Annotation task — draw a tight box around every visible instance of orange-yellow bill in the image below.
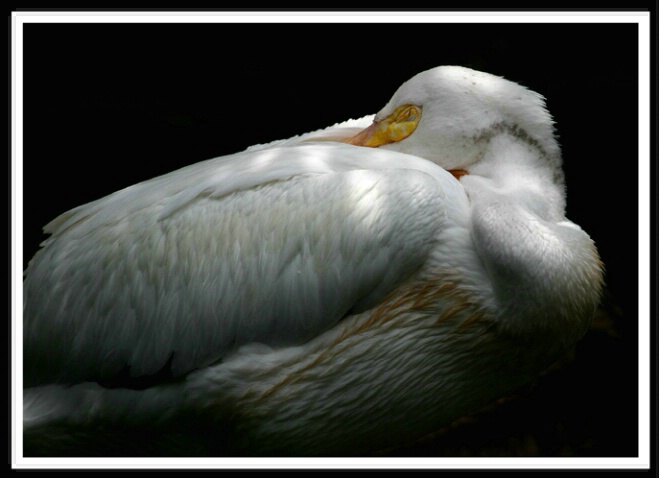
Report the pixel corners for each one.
[346,105,422,148]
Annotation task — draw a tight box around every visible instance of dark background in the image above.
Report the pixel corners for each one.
[21,22,641,457]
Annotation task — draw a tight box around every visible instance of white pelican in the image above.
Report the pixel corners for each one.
[23,66,604,457]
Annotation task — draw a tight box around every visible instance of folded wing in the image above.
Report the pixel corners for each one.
[24,143,459,386]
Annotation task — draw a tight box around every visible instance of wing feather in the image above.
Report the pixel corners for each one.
[24,143,459,386]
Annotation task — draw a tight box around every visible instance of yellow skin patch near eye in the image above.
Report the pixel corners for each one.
[346,105,422,148]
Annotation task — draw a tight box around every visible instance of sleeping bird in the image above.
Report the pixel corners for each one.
[23,66,604,456]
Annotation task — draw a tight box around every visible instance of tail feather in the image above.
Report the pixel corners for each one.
[22,383,221,457]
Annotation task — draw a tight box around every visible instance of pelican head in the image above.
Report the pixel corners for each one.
[348,66,563,190]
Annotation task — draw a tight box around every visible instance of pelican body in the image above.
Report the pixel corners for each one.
[23,66,603,456]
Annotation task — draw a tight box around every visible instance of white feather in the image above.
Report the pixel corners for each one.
[24,144,459,384]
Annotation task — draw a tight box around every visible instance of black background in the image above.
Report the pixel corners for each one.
[21,22,641,457]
